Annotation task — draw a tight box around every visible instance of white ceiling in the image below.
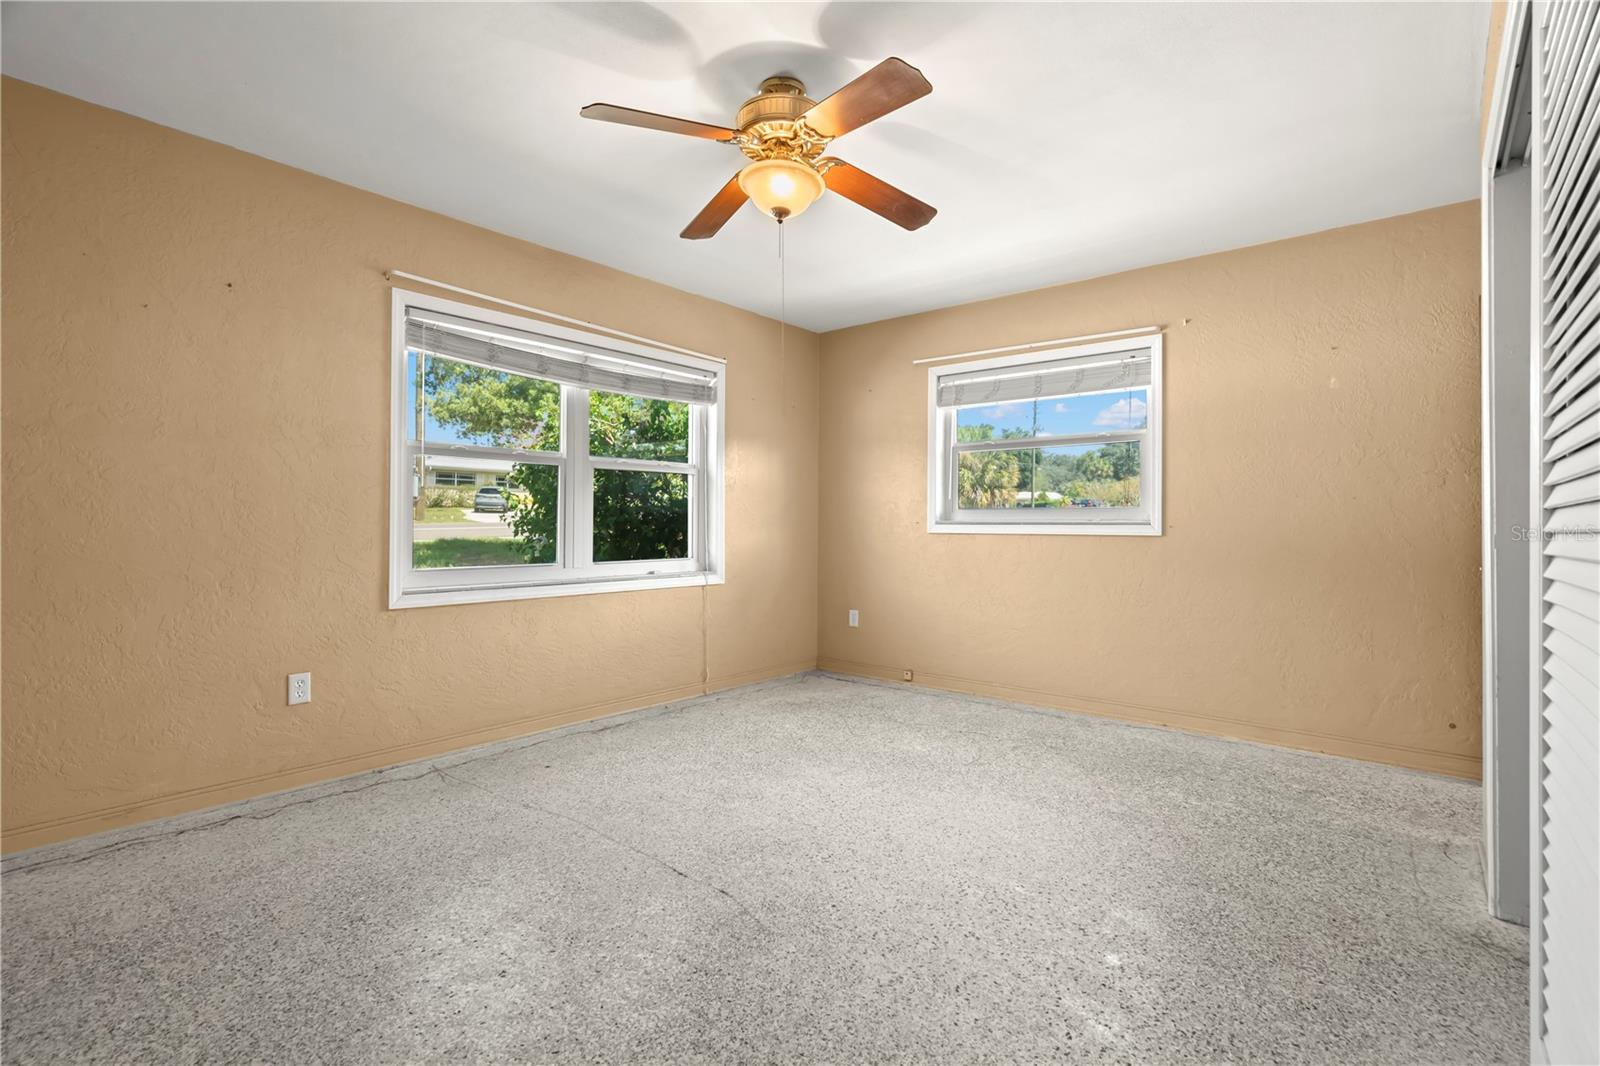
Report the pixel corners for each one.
[2,2,1489,332]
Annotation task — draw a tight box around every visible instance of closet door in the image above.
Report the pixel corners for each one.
[1531,2,1600,1062]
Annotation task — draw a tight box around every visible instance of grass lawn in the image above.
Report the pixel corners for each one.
[412,538,527,568]
[418,507,471,524]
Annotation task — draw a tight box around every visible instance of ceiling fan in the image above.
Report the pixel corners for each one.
[580,58,937,239]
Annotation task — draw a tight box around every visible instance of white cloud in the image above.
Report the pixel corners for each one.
[1093,396,1147,427]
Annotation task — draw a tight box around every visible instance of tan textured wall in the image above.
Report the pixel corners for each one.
[0,80,820,851]
[817,203,1483,778]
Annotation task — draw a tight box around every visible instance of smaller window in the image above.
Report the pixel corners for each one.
[927,336,1162,536]
[432,470,477,487]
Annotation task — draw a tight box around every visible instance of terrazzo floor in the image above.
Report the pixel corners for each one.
[1,672,1526,1064]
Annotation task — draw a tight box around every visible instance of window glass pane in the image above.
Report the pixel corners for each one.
[407,350,561,452]
[589,391,689,462]
[411,462,557,569]
[956,388,1149,442]
[593,469,689,562]
[958,443,1141,510]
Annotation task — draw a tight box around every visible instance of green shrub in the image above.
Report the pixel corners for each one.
[424,487,475,508]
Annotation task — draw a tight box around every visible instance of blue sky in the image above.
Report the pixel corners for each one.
[956,388,1149,439]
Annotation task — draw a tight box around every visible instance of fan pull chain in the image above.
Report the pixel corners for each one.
[778,220,787,395]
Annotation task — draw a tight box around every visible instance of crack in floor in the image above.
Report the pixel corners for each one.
[2,767,452,876]
[431,764,773,934]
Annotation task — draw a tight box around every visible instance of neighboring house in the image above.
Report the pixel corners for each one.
[423,456,512,489]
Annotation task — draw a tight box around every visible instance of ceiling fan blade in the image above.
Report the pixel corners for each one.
[579,103,738,142]
[822,161,936,231]
[681,175,749,239]
[800,58,932,139]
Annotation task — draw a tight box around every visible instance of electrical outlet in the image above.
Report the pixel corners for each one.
[288,672,312,705]
[848,609,859,628]
[902,669,913,682]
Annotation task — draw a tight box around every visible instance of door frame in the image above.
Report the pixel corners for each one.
[1480,0,1534,932]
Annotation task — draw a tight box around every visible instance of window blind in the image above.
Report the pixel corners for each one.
[935,347,1151,408]
[1533,3,1600,1063]
[405,309,718,405]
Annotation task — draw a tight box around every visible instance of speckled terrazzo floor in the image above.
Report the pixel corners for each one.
[2,672,1526,1064]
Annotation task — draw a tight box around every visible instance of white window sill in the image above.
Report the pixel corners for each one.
[390,570,724,609]
[928,521,1162,537]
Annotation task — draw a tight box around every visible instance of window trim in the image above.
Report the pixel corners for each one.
[925,334,1163,537]
[389,288,725,608]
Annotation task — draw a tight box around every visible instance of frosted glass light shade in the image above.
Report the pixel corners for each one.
[737,159,825,221]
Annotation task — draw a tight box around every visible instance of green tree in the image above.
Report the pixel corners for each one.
[586,392,689,560]
[589,392,688,462]
[505,464,559,564]
[1105,441,1140,481]
[956,424,1020,508]
[592,468,687,561]
[1078,452,1114,481]
[422,363,690,563]
[424,362,560,451]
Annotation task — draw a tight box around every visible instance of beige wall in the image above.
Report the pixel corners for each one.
[817,202,1483,778]
[0,80,820,851]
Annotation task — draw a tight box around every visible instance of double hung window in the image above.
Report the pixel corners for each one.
[927,336,1162,535]
[390,290,724,607]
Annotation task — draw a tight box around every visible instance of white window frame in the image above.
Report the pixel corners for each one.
[926,335,1163,536]
[389,289,725,609]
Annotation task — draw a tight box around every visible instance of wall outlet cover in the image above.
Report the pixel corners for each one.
[848,609,859,628]
[288,672,312,705]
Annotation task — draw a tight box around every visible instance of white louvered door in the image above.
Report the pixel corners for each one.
[1532,2,1600,1062]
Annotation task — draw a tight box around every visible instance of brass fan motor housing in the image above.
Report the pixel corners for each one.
[735,77,815,128]
[733,77,831,166]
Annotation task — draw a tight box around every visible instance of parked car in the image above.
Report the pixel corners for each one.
[473,486,508,513]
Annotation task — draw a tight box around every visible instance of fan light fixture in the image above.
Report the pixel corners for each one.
[737,158,825,221]
[580,59,936,238]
